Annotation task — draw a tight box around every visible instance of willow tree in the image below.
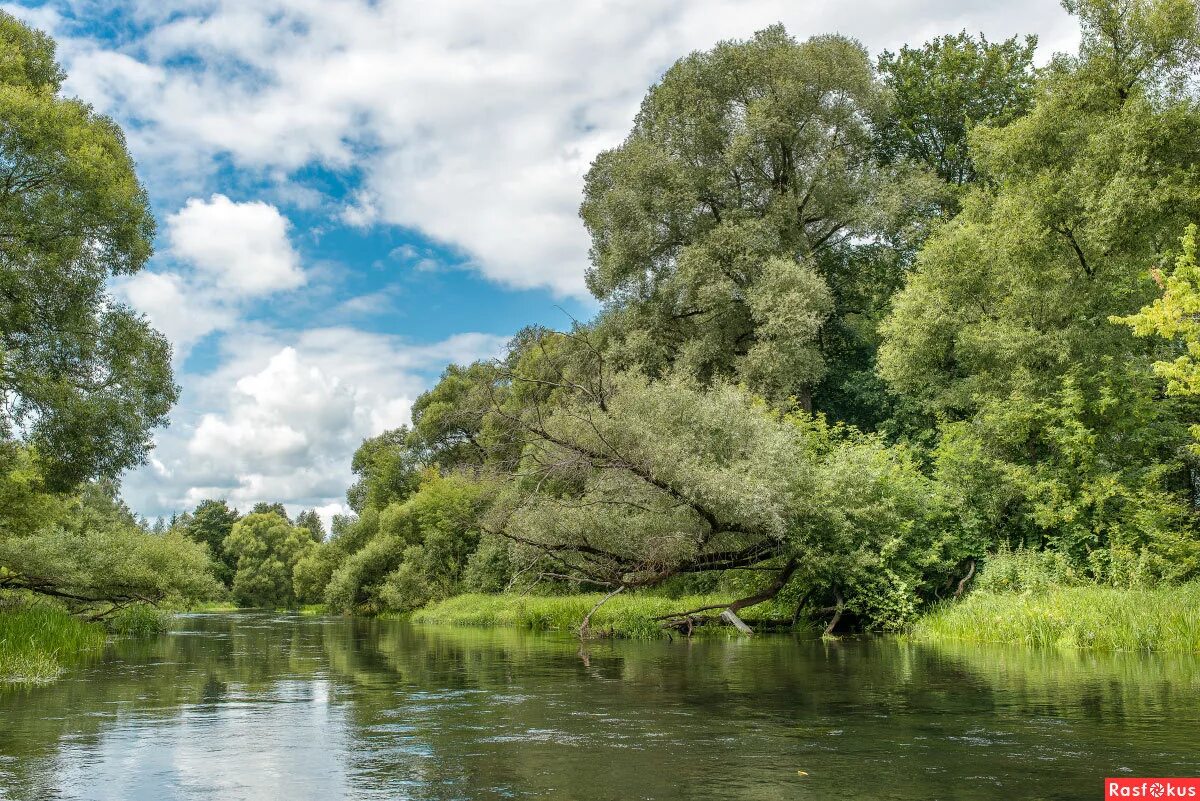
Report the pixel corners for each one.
[0,12,175,492]
[478,329,955,633]
[580,26,893,414]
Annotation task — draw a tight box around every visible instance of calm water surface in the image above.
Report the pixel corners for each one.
[1,612,1197,800]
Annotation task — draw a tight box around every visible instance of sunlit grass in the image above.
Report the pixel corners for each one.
[911,583,1200,652]
[0,599,108,684]
[106,604,174,637]
[411,592,791,638]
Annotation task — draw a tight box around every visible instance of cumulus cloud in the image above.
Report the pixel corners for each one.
[167,194,305,295]
[120,328,508,518]
[39,0,1077,298]
[112,270,235,356]
[111,193,305,361]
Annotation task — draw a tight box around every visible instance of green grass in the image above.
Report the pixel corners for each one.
[0,600,108,684]
[911,583,1200,652]
[182,601,240,612]
[106,604,174,637]
[411,592,791,638]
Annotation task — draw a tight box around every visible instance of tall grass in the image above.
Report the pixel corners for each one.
[912,583,1200,652]
[0,599,108,684]
[411,593,791,638]
[106,604,174,637]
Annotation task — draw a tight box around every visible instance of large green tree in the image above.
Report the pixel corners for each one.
[876,31,1037,187]
[223,512,314,608]
[182,500,240,587]
[879,0,1200,575]
[580,26,890,414]
[0,12,176,491]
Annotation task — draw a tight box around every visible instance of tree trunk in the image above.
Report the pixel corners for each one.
[824,590,844,636]
[579,586,624,639]
[720,609,754,635]
[954,560,976,600]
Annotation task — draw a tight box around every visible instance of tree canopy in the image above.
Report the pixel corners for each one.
[0,10,176,491]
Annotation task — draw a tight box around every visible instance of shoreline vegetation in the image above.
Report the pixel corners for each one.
[911,584,1200,652]
[7,575,1198,686]
[0,598,106,684]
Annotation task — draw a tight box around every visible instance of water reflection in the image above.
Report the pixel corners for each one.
[1,613,1197,800]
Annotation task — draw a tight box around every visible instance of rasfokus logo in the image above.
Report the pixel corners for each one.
[1106,779,1200,798]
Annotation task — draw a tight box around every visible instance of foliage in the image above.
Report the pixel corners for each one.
[580,25,899,414]
[0,483,220,610]
[180,499,240,587]
[876,31,1037,186]
[326,472,488,613]
[292,543,340,605]
[250,502,289,520]
[346,428,421,514]
[408,364,496,469]
[295,509,325,542]
[1116,225,1200,424]
[223,512,314,608]
[878,0,1200,575]
[0,11,175,491]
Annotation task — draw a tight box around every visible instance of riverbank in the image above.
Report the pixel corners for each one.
[0,599,107,684]
[410,592,792,638]
[412,584,1200,652]
[911,583,1200,652]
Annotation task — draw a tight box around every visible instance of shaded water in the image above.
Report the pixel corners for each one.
[1,612,1198,800]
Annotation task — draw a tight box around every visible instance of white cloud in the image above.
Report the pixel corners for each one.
[112,270,235,355]
[121,327,508,517]
[167,194,305,296]
[339,190,379,229]
[36,0,1077,298]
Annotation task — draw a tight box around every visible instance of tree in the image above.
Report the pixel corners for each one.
[182,500,240,586]
[346,428,420,514]
[580,26,890,413]
[295,509,325,543]
[223,512,314,608]
[326,471,488,613]
[0,481,220,614]
[878,0,1200,574]
[1116,225,1200,399]
[877,31,1037,186]
[408,363,496,468]
[250,502,289,521]
[475,329,952,631]
[0,12,176,490]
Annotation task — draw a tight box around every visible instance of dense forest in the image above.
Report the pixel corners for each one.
[4,0,1200,641]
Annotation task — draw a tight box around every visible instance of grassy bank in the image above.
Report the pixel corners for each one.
[411,592,791,638]
[912,584,1200,652]
[0,600,108,684]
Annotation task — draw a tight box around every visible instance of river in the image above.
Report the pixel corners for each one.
[0,611,1197,800]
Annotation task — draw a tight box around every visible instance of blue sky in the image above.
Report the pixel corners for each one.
[5,0,1078,524]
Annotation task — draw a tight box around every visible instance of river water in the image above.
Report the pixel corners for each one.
[1,612,1197,800]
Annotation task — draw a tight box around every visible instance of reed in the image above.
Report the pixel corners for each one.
[911,583,1200,652]
[0,598,108,684]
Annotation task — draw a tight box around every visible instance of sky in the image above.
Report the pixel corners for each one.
[6,0,1079,527]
